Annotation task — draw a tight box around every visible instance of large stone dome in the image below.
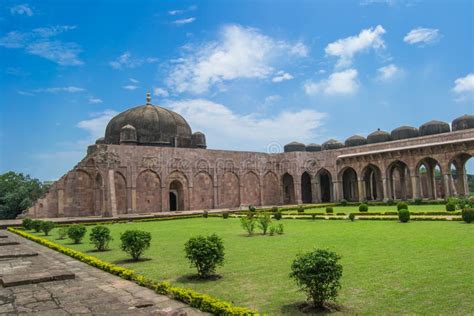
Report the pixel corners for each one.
[306,143,322,152]
[452,114,474,131]
[367,129,391,144]
[419,120,450,136]
[391,126,419,140]
[322,139,344,150]
[104,93,204,148]
[284,141,306,152]
[345,135,367,147]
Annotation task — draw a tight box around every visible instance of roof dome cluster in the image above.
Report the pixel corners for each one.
[283,114,473,152]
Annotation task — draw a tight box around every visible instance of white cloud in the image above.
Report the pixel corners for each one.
[88,97,103,104]
[123,85,138,90]
[33,86,85,93]
[0,26,82,65]
[109,51,158,69]
[166,24,308,94]
[172,17,196,25]
[272,71,294,83]
[153,87,169,97]
[76,110,118,141]
[129,78,139,84]
[404,27,440,45]
[325,25,386,68]
[264,95,281,104]
[10,4,33,16]
[167,99,327,151]
[168,10,184,15]
[377,64,400,81]
[452,73,474,101]
[304,69,359,95]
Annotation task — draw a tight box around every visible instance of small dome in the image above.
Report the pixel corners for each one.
[95,137,105,144]
[192,132,207,149]
[120,124,137,144]
[322,139,344,150]
[391,126,419,140]
[284,141,306,152]
[345,135,367,147]
[419,120,450,136]
[452,114,474,131]
[306,143,322,152]
[367,129,391,144]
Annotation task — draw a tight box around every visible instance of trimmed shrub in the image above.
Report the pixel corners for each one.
[222,211,229,219]
[359,204,369,212]
[90,225,113,251]
[445,202,456,212]
[31,220,43,233]
[397,202,408,211]
[240,217,256,236]
[469,196,474,207]
[273,211,282,221]
[461,208,474,223]
[67,225,87,244]
[398,209,410,223]
[40,221,55,236]
[340,199,348,206]
[248,205,256,212]
[184,234,225,278]
[312,214,316,220]
[120,230,152,261]
[203,210,209,218]
[349,213,355,221]
[289,249,343,308]
[22,218,33,230]
[276,223,284,235]
[257,213,272,235]
[269,225,277,236]
[414,198,423,205]
[386,199,394,206]
[297,205,304,214]
[326,207,334,214]
[57,227,68,240]
[271,206,279,213]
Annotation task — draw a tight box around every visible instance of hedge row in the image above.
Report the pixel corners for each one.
[7,228,256,315]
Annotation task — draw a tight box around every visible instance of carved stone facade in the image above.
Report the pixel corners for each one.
[27,128,474,218]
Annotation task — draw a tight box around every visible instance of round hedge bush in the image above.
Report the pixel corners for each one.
[397,202,408,211]
[40,221,55,236]
[67,224,87,244]
[273,211,282,221]
[445,202,456,212]
[462,208,474,223]
[358,204,368,212]
[326,207,334,214]
[349,213,355,221]
[398,209,410,223]
[184,234,225,278]
[120,230,152,261]
[89,225,113,251]
[340,199,348,206]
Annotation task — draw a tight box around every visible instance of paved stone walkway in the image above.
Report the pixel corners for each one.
[0,231,208,315]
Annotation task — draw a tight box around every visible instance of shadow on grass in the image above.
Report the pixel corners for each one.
[85,248,113,253]
[113,257,152,264]
[281,301,344,315]
[175,274,222,284]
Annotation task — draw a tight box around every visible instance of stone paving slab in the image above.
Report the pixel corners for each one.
[0,231,209,315]
[1,271,75,287]
[0,241,19,246]
[0,251,38,259]
[0,236,7,239]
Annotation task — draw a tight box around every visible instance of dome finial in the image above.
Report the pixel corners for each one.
[146,91,151,105]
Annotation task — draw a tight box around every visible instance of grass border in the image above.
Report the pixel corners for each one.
[7,227,257,316]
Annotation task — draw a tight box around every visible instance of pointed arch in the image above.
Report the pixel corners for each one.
[114,171,127,214]
[263,171,280,205]
[361,164,383,201]
[218,171,240,208]
[316,168,332,202]
[282,173,295,204]
[136,169,162,213]
[192,171,214,210]
[301,172,313,203]
[339,167,359,202]
[242,171,260,206]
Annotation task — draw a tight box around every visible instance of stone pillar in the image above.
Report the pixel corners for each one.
[358,179,365,202]
[161,183,169,212]
[187,184,192,211]
[239,183,245,208]
[294,179,302,204]
[108,169,117,217]
[382,177,389,201]
[259,174,264,206]
[57,189,64,217]
[312,176,320,203]
[458,169,469,196]
[411,176,420,199]
[443,173,451,198]
[429,167,437,200]
[333,180,340,202]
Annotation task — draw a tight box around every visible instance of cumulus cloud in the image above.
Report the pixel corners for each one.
[167,99,326,151]
[272,71,294,83]
[77,110,118,141]
[172,17,196,25]
[153,87,169,97]
[452,73,474,101]
[304,69,359,95]
[166,24,308,94]
[0,25,82,65]
[88,97,103,104]
[325,25,386,69]
[404,27,441,45]
[10,4,33,16]
[109,51,158,69]
[377,64,401,81]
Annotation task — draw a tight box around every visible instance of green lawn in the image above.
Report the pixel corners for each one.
[41,217,473,315]
[286,204,448,214]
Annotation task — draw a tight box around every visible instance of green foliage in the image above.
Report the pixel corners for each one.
[340,199,348,206]
[349,213,355,221]
[0,172,49,219]
[312,214,316,220]
[359,204,369,212]
[289,249,343,308]
[386,199,395,206]
[184,234,225,278]
[240,217,256,235]
[269,225,276,236]
[120,230,152,261]
[271,206,279,213]
[469,196,474,206]
[297,205,304,214]
[257,213,272,234]
[397,202,408,211]
[57,227,68,240]
[398,209,410,223]
[22,218,33,230]
[31,220,43,233]
[90,225,113,251]
[276,223,284,235]
[222,211,229,219]
[67,224,87,244]
[445,202,456,212]
[40,221,55,236]
[248,205,256,212]
[203,210,209,218]
[414,198,423,205]
[273,211,282,220]
[461,208,474,223]
[326,207,334,214]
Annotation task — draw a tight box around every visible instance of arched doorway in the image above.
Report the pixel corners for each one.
[317,169,332,202]
[301,172,312,203]
[341,167,359,202]
[136,170,161,213]
[362,164,383,201]
[169,180,184,211]
[417,158,444,200]
[282,173,295,204]
[387,160,412,200]
[448,153,472,197]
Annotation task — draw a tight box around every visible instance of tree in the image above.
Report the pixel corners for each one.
[89,226,113,251]
[120,230,151,261]
[184,234,225,278]
[0,172,49,219]
[290,249,343,309]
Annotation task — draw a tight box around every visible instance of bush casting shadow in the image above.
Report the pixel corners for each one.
[113,257,152,264]
[281,301,343,315]
[176,274,222,284]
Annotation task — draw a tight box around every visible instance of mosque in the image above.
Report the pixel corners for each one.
[26,93,474,218]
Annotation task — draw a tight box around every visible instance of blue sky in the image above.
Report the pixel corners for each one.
[0,0,473,181]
